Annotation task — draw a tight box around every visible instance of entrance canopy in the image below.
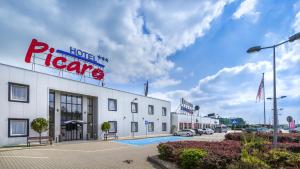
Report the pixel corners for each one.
[64,120,87,124]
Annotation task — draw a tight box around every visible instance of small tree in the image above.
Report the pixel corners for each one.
[101,122,110,134]
[31,118,48,144]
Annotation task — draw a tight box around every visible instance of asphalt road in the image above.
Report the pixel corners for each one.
[0,133,226,169]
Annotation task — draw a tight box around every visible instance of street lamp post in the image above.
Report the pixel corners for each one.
[247,32,300,147]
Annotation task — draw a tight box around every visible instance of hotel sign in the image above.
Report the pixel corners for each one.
[180,98,193,114]
[24,39,107,80]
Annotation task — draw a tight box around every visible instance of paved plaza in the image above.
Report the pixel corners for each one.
[0,133,225,169]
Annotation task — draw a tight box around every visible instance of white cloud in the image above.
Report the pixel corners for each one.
[293,11,300,32]
[150,4,300,124]
[151,76,181,88]
[0,0,232,85]
[152,56,300,123]
[175,67,183,72]
[233,0,259,22]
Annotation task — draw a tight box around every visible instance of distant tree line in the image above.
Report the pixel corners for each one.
[219,117,246,129]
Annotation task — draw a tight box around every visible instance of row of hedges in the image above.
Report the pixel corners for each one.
[158,140,241,169]
[225,132,300,143]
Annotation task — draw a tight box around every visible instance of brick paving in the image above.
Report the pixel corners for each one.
[0,133,225,169]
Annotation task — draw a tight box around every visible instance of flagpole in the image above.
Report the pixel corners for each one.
[263,73,266,125]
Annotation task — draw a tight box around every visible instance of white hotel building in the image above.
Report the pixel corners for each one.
[0,63,171,146]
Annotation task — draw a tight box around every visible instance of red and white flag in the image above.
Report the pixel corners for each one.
[256,75,264,102]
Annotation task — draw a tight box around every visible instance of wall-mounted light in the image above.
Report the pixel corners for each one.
[157,118,159,121]
[142,117,144,120]
[56,109,60,112]
[123,116,126,120]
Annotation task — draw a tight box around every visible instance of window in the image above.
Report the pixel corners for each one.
[108,121,117,133]
[162,107,167,116]
[8,82,29,103]
[8,118,29,137]
[162,122,167,131]
[148,122,154,132]
[49,91,55,139]
[148,105,154,115]
[131,122,138,132]
[131,102,138,113]
[108,99,117,111]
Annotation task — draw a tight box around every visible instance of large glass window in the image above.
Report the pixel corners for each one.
[162,107,167,116]
[108,121,117,133]
[148,105,154,115]
[60,94,82,123]
[131,122,138,132]
[8,118,29,137]
[108,99,117,111]
[162,122,167,131]
[148,122,154,132]
[131,102,138,113]
[9,82,29,103]
[87,98,94,139]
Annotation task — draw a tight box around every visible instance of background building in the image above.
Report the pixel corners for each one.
[170,99,219,132]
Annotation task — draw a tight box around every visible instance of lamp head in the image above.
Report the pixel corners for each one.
[247,46,262,53]
[288,32,300,42]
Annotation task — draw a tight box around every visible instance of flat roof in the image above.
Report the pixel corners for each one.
[0,62,170,103]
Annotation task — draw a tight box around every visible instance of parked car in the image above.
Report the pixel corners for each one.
[279,128,289,133]
[215,125,228,133]
[192,129,203,136]
[202,128,214,135]
[257,127,272,134]
[173,129,195,137]
[290,127,300,133]
[244,127,258,133]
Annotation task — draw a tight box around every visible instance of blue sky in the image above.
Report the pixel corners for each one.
[0,0,300,124]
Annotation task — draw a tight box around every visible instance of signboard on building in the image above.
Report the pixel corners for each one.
[24,39,108,81]
[180,98,193,114]
[207,113,215,117]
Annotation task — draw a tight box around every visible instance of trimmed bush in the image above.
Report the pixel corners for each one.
[158,140,241,169]
[264,149,300,169]
[180,148,207,169]
[225,132,300,143]
[101,122,110,134]
[31,118,48,144]
[158,143,178,161]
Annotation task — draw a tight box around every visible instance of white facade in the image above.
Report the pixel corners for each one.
[0,63,171,146]
[171,112,219,131]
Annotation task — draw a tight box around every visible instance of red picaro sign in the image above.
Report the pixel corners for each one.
[25,39,105,80]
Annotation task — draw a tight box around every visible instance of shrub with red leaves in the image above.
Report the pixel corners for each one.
[158,140,241,169]
[225,132,300,143]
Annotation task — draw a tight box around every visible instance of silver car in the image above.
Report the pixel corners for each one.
[290,127,300,133]
[202,128,214,135]
[173,129,195,137]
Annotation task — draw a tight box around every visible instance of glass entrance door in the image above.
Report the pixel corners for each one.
[62,123,83,141]
[60,93,83,141]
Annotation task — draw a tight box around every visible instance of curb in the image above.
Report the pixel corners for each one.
[147,155,178,169]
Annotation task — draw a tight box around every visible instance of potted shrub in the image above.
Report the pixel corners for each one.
[101,122,110,135]
[31,117,48,144]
